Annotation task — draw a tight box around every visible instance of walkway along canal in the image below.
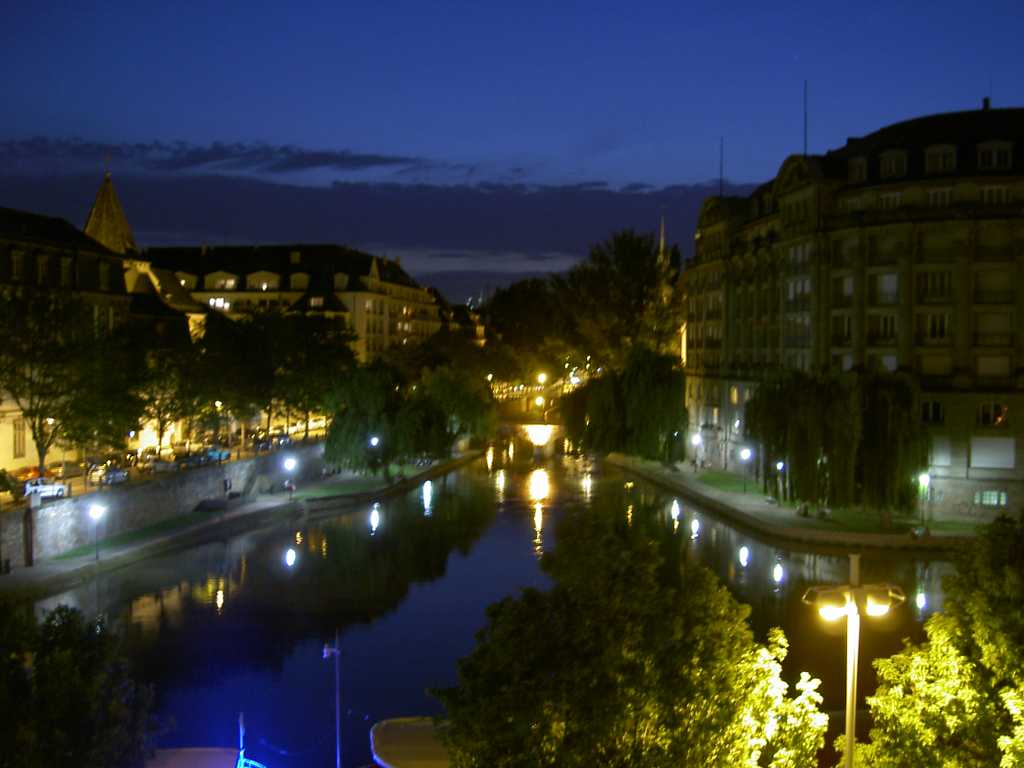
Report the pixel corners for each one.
[34,444,954,767]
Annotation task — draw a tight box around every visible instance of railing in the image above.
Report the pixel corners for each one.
[866,333,897,346]
[974,290,1016,304]
[914,333,951,346]
[973,332,1014,347]
[871,290,900,305]
[915,291,952,304]
[831,334,853,347]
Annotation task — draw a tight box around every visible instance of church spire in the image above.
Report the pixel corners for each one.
[84,172,137,254]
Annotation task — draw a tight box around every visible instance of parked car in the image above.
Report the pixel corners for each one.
[204,445,231,463]
[13,466,44,483]
[175,452,209,470]
[88,462,129,485]
[24,476,66,498]
[47,460,85,479]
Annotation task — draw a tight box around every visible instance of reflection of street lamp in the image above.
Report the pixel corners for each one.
[284,547,297,567]
[739,447,752,492]
[323,630,342,768]
[803,554,905,768]
[917,472,931,526]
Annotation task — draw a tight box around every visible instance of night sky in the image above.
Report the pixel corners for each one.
[3,1,1022,298]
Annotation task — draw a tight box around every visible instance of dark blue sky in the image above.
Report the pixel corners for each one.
[2,1,1022,297]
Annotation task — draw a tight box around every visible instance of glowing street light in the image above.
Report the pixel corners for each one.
[534,395,545,408]
[536,372,547,385]
[88,504,106,563]
[369,435,380,448]
[918,472,932,526]
[690,433,702,447]
[739,447,752,493]
[803,554,905,768]
[283,456,298,499]
[776,460,785,472]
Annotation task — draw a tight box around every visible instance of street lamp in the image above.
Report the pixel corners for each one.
[88,504,106,563]
[323,630,342,768]
[739,447,752,492]
[803,554,905,768]
[536,372,547,385]
[368,435,380,448]
[283,456,298,499]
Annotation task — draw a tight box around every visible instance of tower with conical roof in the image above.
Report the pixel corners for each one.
[84,172,137,254]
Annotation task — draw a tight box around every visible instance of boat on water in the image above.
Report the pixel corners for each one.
[146,715,268,768]
[370,717,450,768]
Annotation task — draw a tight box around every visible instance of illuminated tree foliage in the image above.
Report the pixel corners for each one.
[746,371,925,513]
[435,505,827,767]
[845,518,1024,767]
[562,348,685,461]
[0,604,152,768]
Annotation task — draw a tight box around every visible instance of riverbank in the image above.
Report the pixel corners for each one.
[606,454,975,552]
[0,451,482,603]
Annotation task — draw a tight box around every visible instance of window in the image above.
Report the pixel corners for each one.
[880,192,902,210]
[212,277,236,290]
[310,296,324,308]
[927,188,953,207]
[974,490,1008,507]
[13,419,25,459]
[60,257,72,288]
[981,186,1007,205]
[11,252,24,281]
[848,158,867,183]
[99,262,110,291]
[872,273,899,304]
[729,386,739,405]
[916,270,951,300]
[879,151,907,179]
[977,402,1009,427]
[926,146,956,173]
[916,312,949,341]
[37,254,49,285]
[290,250,301,264]
[978,142,1013,170]
[921,401,945,424]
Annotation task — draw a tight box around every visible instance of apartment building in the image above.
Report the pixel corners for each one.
[682,102,1024,514]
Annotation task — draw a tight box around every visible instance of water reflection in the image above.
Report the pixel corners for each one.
[31,456,954,767]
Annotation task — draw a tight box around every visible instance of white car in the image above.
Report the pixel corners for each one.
[24,477,66,499]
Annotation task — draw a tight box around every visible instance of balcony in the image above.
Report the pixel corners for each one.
[831,334,853,347]
[914,333,951,347]
[973,332,1014,347]
[866,333,897,346]
[871,290,900,306]
[974,290,1016,305]
[915,291,952,305]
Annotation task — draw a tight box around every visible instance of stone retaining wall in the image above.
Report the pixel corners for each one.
[0,444,324,569]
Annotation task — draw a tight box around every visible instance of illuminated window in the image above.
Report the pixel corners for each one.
[729,386,739,405]
[974,490,1008,507]
[13,419,25,458]
[310,296,324,308]
[977,402,1009,427]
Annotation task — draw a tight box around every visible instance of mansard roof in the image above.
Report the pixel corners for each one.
[146,243,421,289]
[0,206,117,254]
[84,173,137,254]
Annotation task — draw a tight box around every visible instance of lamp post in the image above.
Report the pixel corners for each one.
[739,447,752,493]
[803,554,905,768]
[690,433,702,469]
[323,630,342,768]
[283,456,298,500]
[88,504,106,563]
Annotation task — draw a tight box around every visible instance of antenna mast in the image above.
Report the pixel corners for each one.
[803,80,808,156]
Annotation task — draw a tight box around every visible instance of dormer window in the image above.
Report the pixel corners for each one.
[848,157,867,183]
[925,145,956,173]
[879,150,907,179]
[978,141,1013,171]
[310,296,324,308]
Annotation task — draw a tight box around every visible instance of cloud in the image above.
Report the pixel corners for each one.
[0,137,426,177]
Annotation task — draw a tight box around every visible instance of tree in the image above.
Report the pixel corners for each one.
[324,362,406,476]
[481,278,570,377]
[0,292,141,473]
[0,603,152,768]
[848,517,1024,767]
[435,504,826,767]
[554,230,682,370]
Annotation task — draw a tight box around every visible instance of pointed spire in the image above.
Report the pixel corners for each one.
[84,172,137,254]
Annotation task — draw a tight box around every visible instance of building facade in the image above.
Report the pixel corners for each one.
[682,103,1024,516]
[145,244,444,361]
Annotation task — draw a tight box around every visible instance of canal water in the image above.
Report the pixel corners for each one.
[36,446,953,767]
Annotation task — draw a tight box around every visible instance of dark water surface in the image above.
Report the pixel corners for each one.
[36,447,952,767]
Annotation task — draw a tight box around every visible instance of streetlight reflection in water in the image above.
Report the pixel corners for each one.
[370,503,381,535]
[422,481,433,516]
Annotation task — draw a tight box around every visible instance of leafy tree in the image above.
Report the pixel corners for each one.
[324,362,405,476]
[848,517,1024,767]
[0,603,152,768]
[134,347,201,453]
[0,292,141,473]
[435,504,826,767]
[418,366,495,450]
[554,230,682,370]
[480,278,570,377]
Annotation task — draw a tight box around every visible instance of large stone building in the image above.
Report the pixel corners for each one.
[682,102,1023,515]
[144,244,444,361]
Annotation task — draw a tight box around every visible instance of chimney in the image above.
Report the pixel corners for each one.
[983,97,991,110]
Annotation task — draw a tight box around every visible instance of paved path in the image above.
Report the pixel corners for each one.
[0,452,481,602]
[605,454,973,552]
